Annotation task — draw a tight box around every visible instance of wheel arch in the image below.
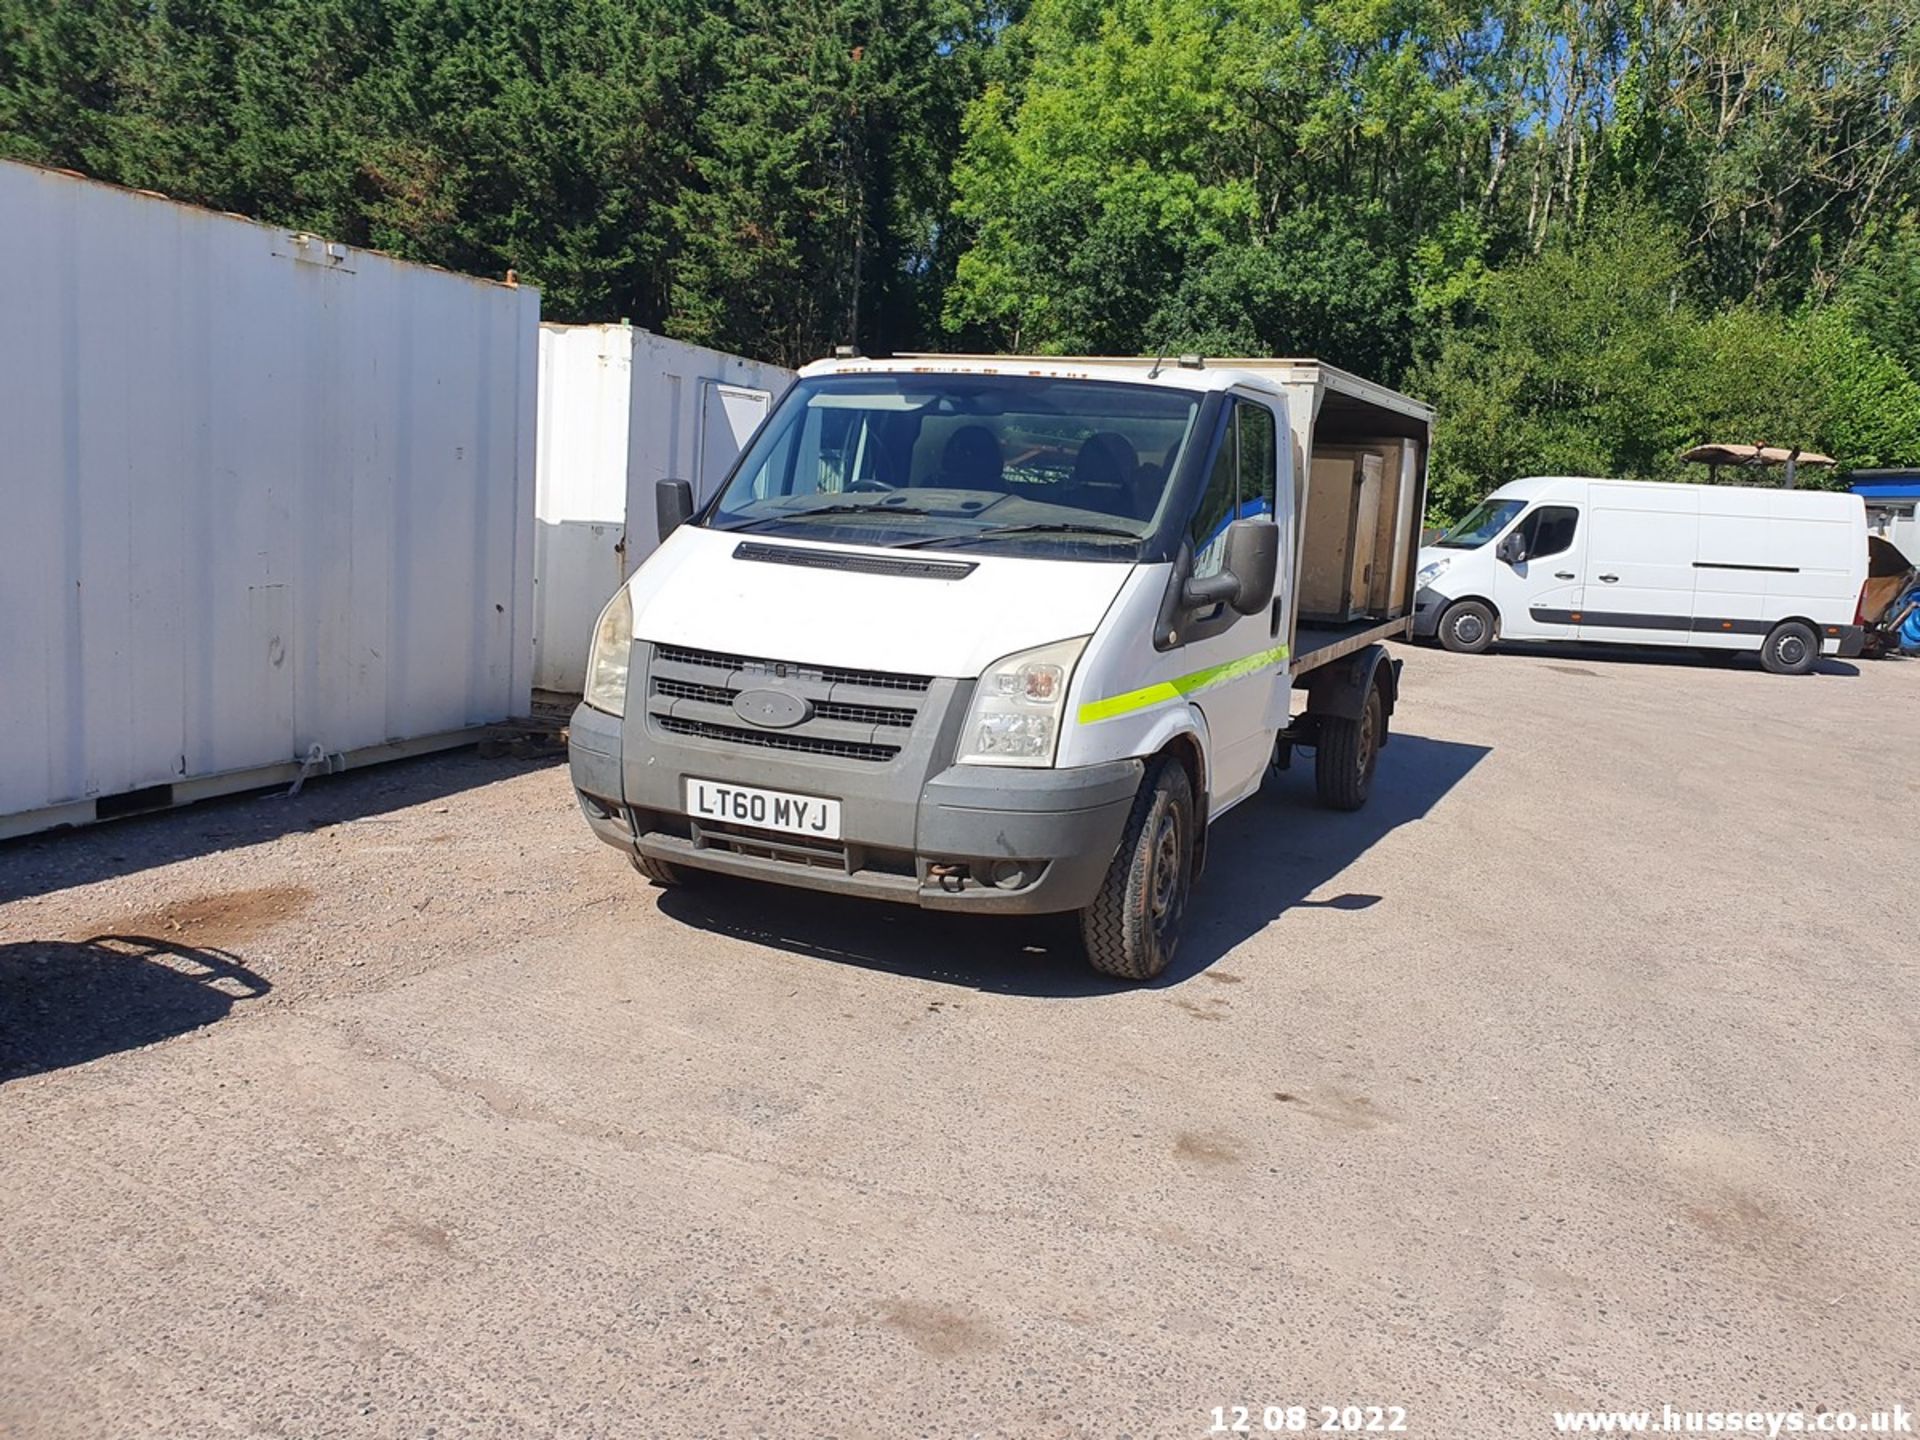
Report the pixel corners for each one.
[1443,593,1500,629]
[1302,643,1400,728]
[1154,728,1209,880]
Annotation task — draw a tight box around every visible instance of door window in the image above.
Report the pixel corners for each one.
[1519,505,1579,560]
[1191,398,1279,578]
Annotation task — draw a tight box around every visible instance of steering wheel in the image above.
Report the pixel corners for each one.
[846,476,897,492]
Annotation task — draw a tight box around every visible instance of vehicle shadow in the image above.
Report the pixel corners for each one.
[0,935,271,1082]
[654,732,1491,996]
[1473,640,1861,678]
[0,749,564,906]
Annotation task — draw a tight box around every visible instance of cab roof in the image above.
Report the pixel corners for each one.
[796,352,1433,425]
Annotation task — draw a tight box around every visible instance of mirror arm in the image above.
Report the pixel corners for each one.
[1182,572,1239,610]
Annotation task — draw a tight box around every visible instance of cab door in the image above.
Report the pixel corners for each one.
[1176,394,1286,809]
[1493,503,1585,640]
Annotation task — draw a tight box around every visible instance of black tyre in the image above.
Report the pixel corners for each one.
[1437,599,1497,654]
[1080,758,1194,982]
[1759,620,1819,676]
[1314,682,1385,811]
[631,851,698,887]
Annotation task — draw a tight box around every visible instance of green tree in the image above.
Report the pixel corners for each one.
[944,0,1490,371]
[666,0,999,364]
[1833,220,1920,381]
[1415,206,1699,513]
[1416,209,1920,519]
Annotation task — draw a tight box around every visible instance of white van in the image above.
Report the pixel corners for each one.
[568,354,1432,980]
[1412,477,1868,673]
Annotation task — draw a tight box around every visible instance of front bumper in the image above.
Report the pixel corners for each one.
[1411,586,1446,638]
[569,700,1141,915]
[1405,587,1443,641]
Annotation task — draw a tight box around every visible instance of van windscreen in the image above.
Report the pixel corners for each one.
[1435,498,1526,549]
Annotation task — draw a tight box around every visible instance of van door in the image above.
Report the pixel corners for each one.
[1692,489,1777,648]
[1178,393,1285,809]
[1493,502,1586,640]
[1576,485,1701,646]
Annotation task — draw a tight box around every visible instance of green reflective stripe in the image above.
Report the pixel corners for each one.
[1077,644,1291,725]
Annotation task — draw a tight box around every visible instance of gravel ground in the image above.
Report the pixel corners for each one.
[1,642,1916,1439]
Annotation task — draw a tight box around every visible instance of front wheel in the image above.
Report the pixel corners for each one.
[1759,620,1820,676]
[1315,683,1384,811]
[1437,599,1497,654]
[1080,758,1194,982]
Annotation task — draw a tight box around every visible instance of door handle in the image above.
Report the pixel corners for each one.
[1598,573,1619,583]
[1554,571,1575,580]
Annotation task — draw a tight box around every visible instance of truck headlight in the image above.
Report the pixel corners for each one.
[955,636,1088,768]
[584,586,633,717]
[1416,557,1450,588]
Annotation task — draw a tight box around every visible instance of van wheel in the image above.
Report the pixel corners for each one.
[1437,599,1496,654]
[631,852,698,887]
[1760,621,1820,676]
[1080,758,1193,982]
[1315,682,1384,811]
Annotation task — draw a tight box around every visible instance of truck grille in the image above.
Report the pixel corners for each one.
[645,645,933,764]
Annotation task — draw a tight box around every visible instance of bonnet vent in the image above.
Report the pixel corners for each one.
[731,542,977,581]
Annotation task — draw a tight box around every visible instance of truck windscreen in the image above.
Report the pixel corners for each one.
[705,373,1202,559]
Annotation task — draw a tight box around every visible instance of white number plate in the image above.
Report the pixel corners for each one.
[684,778,842,840]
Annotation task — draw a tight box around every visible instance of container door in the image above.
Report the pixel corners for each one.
[1576,487,1701,645]
[696,382,773,503]
[1493,503,1585,639]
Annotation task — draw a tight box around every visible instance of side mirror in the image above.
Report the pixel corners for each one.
[1182,519,1280,617]
[656,478,695,542]
[1496,532,1527,565]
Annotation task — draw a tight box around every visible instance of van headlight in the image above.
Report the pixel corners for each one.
[1416,557,1450,588]
[955,636,1088,768]
[584,586,633,717]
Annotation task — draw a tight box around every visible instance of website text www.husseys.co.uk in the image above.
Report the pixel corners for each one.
[1552,1405,1911,1435]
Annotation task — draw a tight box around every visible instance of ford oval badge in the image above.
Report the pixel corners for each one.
[733,687,812,729]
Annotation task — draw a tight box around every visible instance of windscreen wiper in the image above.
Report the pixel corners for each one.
[727,503,937,531]
[892,521,1142,550]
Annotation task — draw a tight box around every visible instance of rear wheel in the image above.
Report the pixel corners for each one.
[631,852,698,887]
[1080,758,1194,982]
[1315,682,1385,811]
[1437,599,1497,654]
[1759,620,1819,676]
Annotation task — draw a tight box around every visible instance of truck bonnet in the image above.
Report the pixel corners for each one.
[622,523,1135,680]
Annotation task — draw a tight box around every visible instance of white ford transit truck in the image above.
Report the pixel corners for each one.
[568,354,1432,980]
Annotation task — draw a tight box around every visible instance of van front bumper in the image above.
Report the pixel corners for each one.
[568,700,1141,915]
[1412,587,1446,638]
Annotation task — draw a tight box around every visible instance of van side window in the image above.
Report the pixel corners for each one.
[1520,504,1579,560]
[1190,398,1279,578]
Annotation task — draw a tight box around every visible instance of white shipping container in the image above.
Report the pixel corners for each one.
[0,160,540,836]
[533,323,790,691]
